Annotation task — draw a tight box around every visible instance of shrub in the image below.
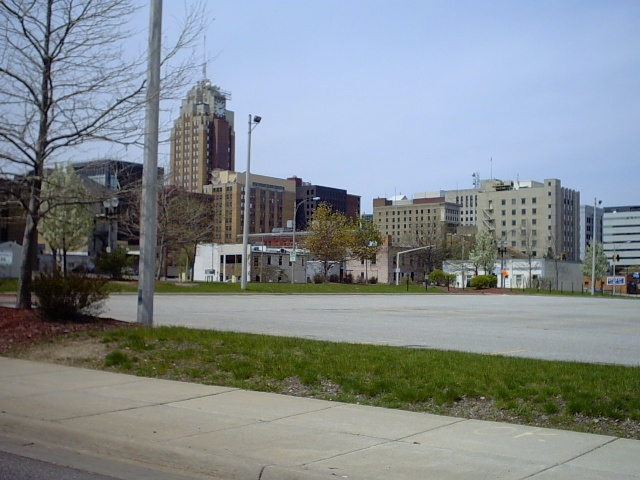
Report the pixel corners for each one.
[343,273,353,284]
[313,273,325,284]
[369,276,378,284]
[329,274,340,283]
[470,274,498,289]
[95,248,133,280]
[429,269,446,286]
[33,270,110,320]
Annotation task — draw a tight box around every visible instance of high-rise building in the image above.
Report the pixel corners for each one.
[602,206,640,270]
[169,80,235,192]
[477,178,580,261]
[288,176,361,230]
[203,170,296,243]
[580,203,603,261]
[372,195,460,247]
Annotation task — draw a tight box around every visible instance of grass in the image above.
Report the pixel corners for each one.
[69,280,443,295]
[74,325,640,438]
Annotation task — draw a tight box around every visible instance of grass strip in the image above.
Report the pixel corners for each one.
[92,325,640,437]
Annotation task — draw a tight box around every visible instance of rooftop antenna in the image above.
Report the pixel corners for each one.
[490,157,493,179]
[202,35,207,80]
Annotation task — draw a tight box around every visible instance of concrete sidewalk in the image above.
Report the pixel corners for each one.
[1,357,639,479]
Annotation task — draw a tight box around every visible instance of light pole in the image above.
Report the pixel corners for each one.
[241,115,261,290]
[590,198,601,296]
[291,197,320,284]
[497,241,508,288]
[102,197,119,253]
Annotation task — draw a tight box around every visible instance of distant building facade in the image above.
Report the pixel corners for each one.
[372,195,459,247]
[289,176,361,230]
[169,80,235,192]
[580,203,603,261]
[477,178,580,261]
[202,170,296,243]
[602,206,640,270]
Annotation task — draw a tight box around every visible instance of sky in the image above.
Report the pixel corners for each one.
[152,0,639,213]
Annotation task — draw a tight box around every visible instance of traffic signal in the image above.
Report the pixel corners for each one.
[613,254,620,262]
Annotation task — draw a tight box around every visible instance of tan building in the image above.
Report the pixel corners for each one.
[169,80,235,193]
[202,170,296,243]
[372,195,459,247]
[478,178,580,261]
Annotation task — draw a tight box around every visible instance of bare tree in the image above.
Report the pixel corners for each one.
[0,0,206,307]
[122,184,215,280]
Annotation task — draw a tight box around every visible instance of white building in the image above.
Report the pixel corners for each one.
[443,258,584,291]
[193,243,248,283]
[602,206,640,271]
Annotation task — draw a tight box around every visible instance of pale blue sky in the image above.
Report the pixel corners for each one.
[157,0,639,212]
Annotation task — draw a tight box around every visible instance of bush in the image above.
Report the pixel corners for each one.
[429,269,446,286]
[329,274,340,283]
[95,248,133,280]
[369,276,378,285]
[469,274,498,289]
[343,273,353,284]
[33,270,110,320]
[313,273,325,284]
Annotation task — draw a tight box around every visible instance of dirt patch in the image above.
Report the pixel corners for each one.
[0,305,129,357]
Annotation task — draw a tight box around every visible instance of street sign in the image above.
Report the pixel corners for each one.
[633,272,640,280]
[606,276,625,286]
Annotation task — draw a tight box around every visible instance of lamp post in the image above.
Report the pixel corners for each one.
[291,196,320,284]
[497,241,508,288]
[102,197,119,253]
[590,198,601,296]
[241,115,262,290]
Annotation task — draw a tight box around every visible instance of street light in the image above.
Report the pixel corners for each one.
[241,114,261,290]
[291,196,320,284]
[102,197,119,253]
[497,240,508,288]
[590,198,601,296]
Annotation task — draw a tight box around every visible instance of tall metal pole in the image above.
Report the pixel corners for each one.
[241,115,252,290]
[590,197,598,296]
[137,0,162,326]
[291,200,298,285]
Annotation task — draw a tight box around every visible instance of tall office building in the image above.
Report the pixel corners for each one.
[602,206,640,270]
[288,176,361,230]
[477,178,580,261]
[202,170,296,243]
[169,80,235,192]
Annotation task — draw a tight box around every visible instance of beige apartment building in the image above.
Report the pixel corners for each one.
[202,170,296,243]
[372,195,460,247]
[477,178,580,261]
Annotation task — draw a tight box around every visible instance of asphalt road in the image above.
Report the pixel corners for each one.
[103,294,640,366]
[0,435,209,480]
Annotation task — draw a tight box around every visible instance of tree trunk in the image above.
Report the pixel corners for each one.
[16,196,39,309]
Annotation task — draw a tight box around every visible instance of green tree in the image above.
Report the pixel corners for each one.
[469,230,497,275]
[304,203,353,280]
[582,241,608,290]
[39,165,94,276]
[350,219,382,280]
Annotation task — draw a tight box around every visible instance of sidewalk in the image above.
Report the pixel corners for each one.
[1,357,639,479]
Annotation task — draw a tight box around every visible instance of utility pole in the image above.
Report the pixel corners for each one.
[137,0,162,326]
